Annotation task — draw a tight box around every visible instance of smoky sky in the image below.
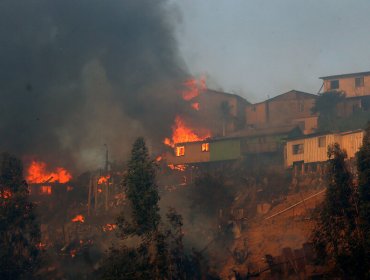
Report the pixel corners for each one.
[0,0,187,171]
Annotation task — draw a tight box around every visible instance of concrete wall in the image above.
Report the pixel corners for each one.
[323,75,370,97]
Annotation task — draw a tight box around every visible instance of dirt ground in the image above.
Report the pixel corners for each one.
[220,188,326,279]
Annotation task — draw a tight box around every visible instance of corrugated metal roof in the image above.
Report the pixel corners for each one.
[319,71,370,80]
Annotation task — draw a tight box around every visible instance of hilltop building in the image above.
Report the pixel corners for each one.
[285,129,363,176]
[245,90,318,135]
[193,89,250,137]
[320,71,370,97]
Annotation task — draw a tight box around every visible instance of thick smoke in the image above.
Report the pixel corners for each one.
[0,0,187,171]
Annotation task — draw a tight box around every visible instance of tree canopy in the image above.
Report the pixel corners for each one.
[0,153,41,280]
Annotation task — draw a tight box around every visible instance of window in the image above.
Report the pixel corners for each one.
[201,143,209,152]
[355,77,364,88]
[298,102,304,112]
[330,80,339,90]
[175,146,185,156]
[318,136,326,148]
[40,185,52,195]
[292,144,304,155]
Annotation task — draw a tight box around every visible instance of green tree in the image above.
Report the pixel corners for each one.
[99,138,205,279]
[312,91,345,132]
[312,144,363,278]
[356,122,370,277]
[0,153,41,280]
[118,137,160,239]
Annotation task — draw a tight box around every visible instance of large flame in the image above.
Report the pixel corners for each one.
[27,161,72,184]
[182,77,206,101]
[164,116,211,147]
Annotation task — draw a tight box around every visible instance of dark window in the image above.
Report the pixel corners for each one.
[330,80,339,89]
[292,144,304,155]
[355,77,364,87]
[299,102,304,112]
[318,136,326,148]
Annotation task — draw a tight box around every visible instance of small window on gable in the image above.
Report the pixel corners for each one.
[175,146,185,157]
[330,80,339,90]
[355,77,364,88]
[292,144,304,155]
[299,102,304,112]
[318,136,326,148]
[201,143,209,152]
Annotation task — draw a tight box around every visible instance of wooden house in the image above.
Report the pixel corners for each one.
[285,130,364,172]
[245,90,318,134]
[194,89,250,136]
[320,71,370,97]
[166,137,242,166]
[166,125,302,167]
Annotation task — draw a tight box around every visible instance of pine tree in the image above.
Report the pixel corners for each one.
[356,122,370,277]
[118,137,160,239]
[312,144,363,277]
[0,153,41,280]
[99,138,208,279]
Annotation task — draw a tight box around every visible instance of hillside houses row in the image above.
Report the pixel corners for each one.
[166,71,370,171]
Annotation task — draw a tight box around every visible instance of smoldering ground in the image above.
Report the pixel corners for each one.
[0,0,187,171]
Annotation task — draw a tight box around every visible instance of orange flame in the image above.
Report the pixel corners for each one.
[71,214,85,223]
[156,156,163,162]
[164,116,211,147]
[191,102,200,111]
[0,189,12,199]
[103,224,117,232]
[40,185,52,195]
[182,77,206,101]
[168,164,187,171]
[98,175,110,185]
[27,161,72,184]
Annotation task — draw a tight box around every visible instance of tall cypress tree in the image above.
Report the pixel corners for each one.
[356,122,370,277]
[118,137,160,238]
[312,144,362,277]
[99,138,206,279]
[0,153,41,280]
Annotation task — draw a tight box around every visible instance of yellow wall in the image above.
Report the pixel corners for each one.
[285,131,364,167]
[323,75,370,97]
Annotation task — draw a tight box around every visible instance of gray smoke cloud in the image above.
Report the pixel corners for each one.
[0,0,187,171]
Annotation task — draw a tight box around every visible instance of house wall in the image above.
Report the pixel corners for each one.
[339,131,363,158]
[241,135,285,154]
[210,139,241,162]
[168,142,210,165]
[286,131,364,167]
[197,90,247,136]
[292,116,318,134]
[323,75,370,97]
[245,91,316,129]
[246,102,267,128]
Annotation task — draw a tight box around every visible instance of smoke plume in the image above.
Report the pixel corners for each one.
[0,0,187,171]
